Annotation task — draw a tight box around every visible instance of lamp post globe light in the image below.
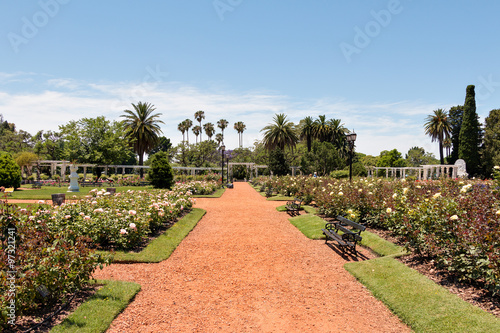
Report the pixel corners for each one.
[346,130,357,182]
[220,143,225,187]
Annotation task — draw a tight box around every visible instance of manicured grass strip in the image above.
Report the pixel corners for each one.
[345,257,500,333]
[50,280,141,333]
[359,231,408,257]
[9,186,150,200]
[193,188,225,198]
[303,205,317,215]
[266,195,293,201]
[289,214,326,239]
[106,208,206,263]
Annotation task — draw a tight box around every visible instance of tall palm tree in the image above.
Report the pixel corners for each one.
[443,137,452,159]
[215,133,223,146]
[194,110,205,141]
[177,122,186,142]
[204,122,215,141]
[299,116,315,152]
[313,115,330,142]
[261,113,299,151]
[327,118,348,148]
[192,125,201,144]
[121,101,164,178]
[217,119,229,139]
[234,121,246,148]
[183,119,193,144]
[424,108,451,164]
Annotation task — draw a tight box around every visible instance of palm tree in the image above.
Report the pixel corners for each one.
[217,119,229,139]
[313,115,330,142]
[299,116,315,152]
[183,119,193,144]
[121,101,164,178]
[194,110,205,141]
[424,108,451,164]
[177,122,186,142]
[328,118,348,148]
[234,121,246,148]
[204,122,215,141]
[215,133,223,146]
[261,113,299,151]
[443,137,452,159]
[192,125,201,144]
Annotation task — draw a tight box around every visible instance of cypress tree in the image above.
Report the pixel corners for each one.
[458,85,481,176]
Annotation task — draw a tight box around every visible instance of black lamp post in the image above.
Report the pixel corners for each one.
[220,143,225,187]
[346,130,357,182]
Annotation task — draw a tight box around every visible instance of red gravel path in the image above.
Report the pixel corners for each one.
[93,182,410,332]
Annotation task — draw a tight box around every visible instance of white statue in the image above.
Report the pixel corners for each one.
[67,164,80,192]
[455,159,468,178]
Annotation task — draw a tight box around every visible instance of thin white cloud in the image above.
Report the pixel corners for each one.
[0,74,444,157]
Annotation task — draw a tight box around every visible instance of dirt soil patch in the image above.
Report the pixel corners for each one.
[93,182,409,332]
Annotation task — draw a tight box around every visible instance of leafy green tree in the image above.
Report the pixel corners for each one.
[0,116,33,155]
[122,102,164,178]
[458,85,482,176]
[59,117,134,166]
[0,151,22,188]
[405,147,438,167]
[299,116,315,152]
[359,153,379,167]
[482,109,500,175]
[424,108,451,164]
[377,149,406,167]
[447,105,463,163]
[148,151,174,189]
[261,113,298,151]
[300,141,344,176]
[14,152,39,177]
[33,130,63,160]
[268,147,289,176]
[149,136,172,156]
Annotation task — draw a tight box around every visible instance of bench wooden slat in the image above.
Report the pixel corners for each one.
[323,216,365,255]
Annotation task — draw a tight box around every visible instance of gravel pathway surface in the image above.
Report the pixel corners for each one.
[93,182,410,332]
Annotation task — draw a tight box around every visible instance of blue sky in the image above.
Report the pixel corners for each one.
[1,1,500,157]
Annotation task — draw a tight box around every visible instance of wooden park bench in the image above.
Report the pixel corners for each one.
[322,216,366,254]
[285,198,302,216]
[32,182,42,189]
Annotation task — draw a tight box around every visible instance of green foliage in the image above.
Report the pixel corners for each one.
[482,109,500,176]
[0,203,110,327]
[148,136,173,156]
[0,151,21,188]
[448,105,463,164]
[377,149,406,167]
[424,108,451,164]
[59,117,134,165]
[261,113,299,151]
[268,147,289,176]
[459,85,482,176]
[300,141,345,176]
[148,152,174,189]
[405,146,438,167]
[330,170,349,179]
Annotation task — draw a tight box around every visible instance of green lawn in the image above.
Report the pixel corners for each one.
[345,257,500,333]
[10,185,148,200]
[103,208,206,263]
[50,280,141,333]
[280,206,499,331]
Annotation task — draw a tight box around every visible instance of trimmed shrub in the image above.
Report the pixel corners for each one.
[148,152,174,189]
[0,152,21,188]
